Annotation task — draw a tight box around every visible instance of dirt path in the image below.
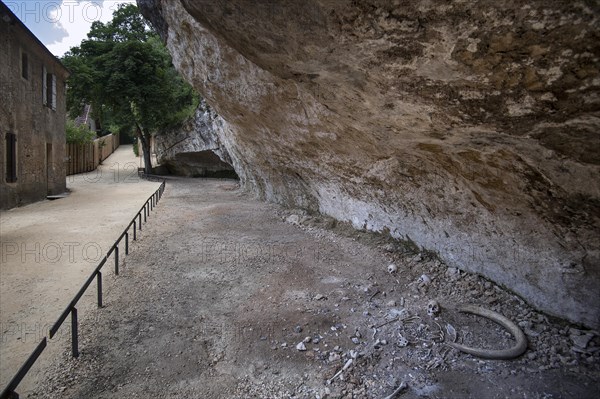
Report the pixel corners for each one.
[25,178,600,398]
[0,145,160,391]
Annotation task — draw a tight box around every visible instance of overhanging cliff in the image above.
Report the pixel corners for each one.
[155,99,237,177]
[138,0,600,328]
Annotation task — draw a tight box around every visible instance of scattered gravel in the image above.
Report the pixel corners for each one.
[28,179,600,399]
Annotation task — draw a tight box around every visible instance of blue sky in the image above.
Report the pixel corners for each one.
[5,1,136,56]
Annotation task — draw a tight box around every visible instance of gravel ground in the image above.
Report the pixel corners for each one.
[28,177,600,399]
[0,145,159,392]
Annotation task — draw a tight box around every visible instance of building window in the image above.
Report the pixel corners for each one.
[42,66,56,110]
[21,52,28,80]
[5,132,17,183]
[42,67,47,106]
[47,72,56,110]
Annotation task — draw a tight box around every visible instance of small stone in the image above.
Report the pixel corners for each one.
[329,352,341,362]
[281,343,287,348]
[351,337,360,345]
[286,214,300,224]
[296,342,307,351]
[303,336,312,343]
[383,243,395,252]
[571,332,595,349]
[314,294,327,301]
[386,300,397,307]
[313,337,321,344]
[294,325,303,333]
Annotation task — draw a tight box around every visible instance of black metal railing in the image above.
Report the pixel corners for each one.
[0,180,166,399]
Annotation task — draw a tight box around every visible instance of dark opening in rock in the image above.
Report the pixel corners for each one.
[164,150,238,179]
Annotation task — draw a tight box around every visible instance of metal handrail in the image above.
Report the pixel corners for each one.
[0,180,166,399]
[0,339,47,399]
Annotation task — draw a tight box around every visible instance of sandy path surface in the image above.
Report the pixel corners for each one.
[25,178,600,399]
[0,145,160,391]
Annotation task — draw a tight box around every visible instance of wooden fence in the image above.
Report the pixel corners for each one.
[66,133,120,176]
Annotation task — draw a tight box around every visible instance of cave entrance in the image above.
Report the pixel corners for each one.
[166,150,238,179]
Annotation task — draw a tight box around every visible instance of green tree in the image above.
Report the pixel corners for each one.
[62,4,196,173]
[65,119,96,144]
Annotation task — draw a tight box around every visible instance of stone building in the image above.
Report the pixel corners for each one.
[0,1,70,209]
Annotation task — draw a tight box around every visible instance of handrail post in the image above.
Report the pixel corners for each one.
[114,245,119,275]
[133,220,137,241]
[71,308,79,358]
[97,272,102,308]
[138,212,142,230]
[125,232,129,255]
[144,204,147,222]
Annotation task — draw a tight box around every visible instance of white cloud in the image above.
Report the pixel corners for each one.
[7,0,137,57]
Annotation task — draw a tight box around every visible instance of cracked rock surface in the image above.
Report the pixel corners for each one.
[137,0,600,328]
[155,99,237,177]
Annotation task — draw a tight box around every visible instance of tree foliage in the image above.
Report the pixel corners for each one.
[65,119,96,144]
[62,4,197,172]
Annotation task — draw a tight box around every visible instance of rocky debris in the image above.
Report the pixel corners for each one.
[296,342,307,351]
[285,214,300,225]
[139,0,600,329]
[264,209,600,396]
[28,183,600,398]
[570,329,599,354]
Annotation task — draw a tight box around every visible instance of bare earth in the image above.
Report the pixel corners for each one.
[0,145,160,392]
[23,177,600,399]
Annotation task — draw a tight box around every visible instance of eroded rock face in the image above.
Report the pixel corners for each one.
[138,0,600,328]
[155,100,237,177]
